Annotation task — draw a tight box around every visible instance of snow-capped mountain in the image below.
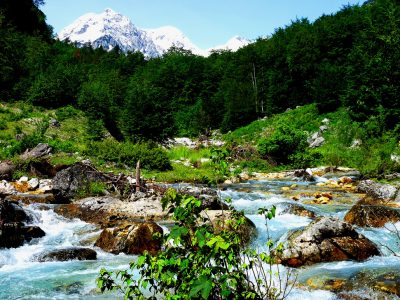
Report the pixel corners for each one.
[58,8,159,57]
[144,26,207,56]
[58,8,250,57]
[209,36,250,53]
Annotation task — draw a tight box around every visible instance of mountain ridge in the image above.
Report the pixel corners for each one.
[58,8,251,57]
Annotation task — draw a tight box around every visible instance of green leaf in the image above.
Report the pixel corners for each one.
[189,275,212,299]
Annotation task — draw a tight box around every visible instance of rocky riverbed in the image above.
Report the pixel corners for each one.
[1,162,400,299]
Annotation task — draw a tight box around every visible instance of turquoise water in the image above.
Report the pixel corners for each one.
[1,178,399,299]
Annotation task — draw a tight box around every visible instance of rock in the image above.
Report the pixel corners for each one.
[277,217,379,267]
[0,198,45,248]
[372,272,400,297]
[177,186,228,210]
[357,180,399,200]
[344,201,400,227]
[39,179,53,192]
[0,180,17,195]
[346,271,400,298]
[55,196,168,227]
[200,210,256,245]
[306,275,346,291]
[309,136,325,148]
[281,204,316,219]
[0,161,15,180]
[37,247,97,262]
[18,176,29,183]
[339,177,353,184]
[20,143,52,160]
[322,118,330,125]
[293,169,315,182]
[49,118,60,128]
[5,193,55,205]
[52,162,110,202]
[28,178,39,190]
[95,222,163,255]
[350,139,362,149]
[319,125,328,132]
[281,187,291,192]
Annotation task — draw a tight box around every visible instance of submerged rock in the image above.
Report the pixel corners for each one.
[281,203,316,219]
[344,201,400,227]
[95,221,163,255]
[37,247,97,262]
[277,217,379,267]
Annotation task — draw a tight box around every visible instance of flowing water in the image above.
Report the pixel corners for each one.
[1,178,399,299]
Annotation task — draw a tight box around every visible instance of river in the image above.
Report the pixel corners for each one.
[1,177,399,299]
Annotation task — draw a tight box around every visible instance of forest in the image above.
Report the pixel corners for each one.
[1,0,399,142]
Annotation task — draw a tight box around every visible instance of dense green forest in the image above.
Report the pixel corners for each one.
[0,0,400,179]
[1,0,399,140]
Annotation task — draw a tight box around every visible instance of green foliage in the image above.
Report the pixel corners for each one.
[258,125,308,165]
[98,189,295,299]
[76,181,108,198]
[55,105,80,122]
[85,139,172,171]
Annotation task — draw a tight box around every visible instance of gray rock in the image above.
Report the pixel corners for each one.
[319,125,328,132]
[322,118,330,125]
[28,178,39,190]
[309,136,325,148]
[357,180,399,200]
[52,162,110,202]
[39,179,53,192]
[0,180,17,195]
[350,139,362,149]
[20,143,52,160]
[37,247,96,262]
[49,118,60,128]
[277,217,379,267]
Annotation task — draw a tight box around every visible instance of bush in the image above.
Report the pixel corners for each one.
[86,139,172,171]
[258,125,308,165]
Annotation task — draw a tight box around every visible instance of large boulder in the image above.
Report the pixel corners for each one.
[357,180,399,200]
[344,201,400,227]
[0,161,15,181]
[55,196,167,227]
[95,221,163,255]
[0,198,45,248]
[52,162,110,202]
[277,217,379,267]
[37,247,97,262]
[200,210,256,245]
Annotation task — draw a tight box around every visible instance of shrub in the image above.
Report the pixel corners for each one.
[86,139,172,171]
[258,125,308,165]
[98,189,296,299]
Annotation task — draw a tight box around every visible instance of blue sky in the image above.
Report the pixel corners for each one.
[42,0,362,49]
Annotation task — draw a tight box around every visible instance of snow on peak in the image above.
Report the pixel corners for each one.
[144,26,207,56]
[209,36,251,53]
[58,9,251,57]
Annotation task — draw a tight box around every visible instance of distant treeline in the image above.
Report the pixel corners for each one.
[0,0,399,141]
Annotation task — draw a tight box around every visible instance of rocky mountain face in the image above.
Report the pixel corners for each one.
[58,8,250,57]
